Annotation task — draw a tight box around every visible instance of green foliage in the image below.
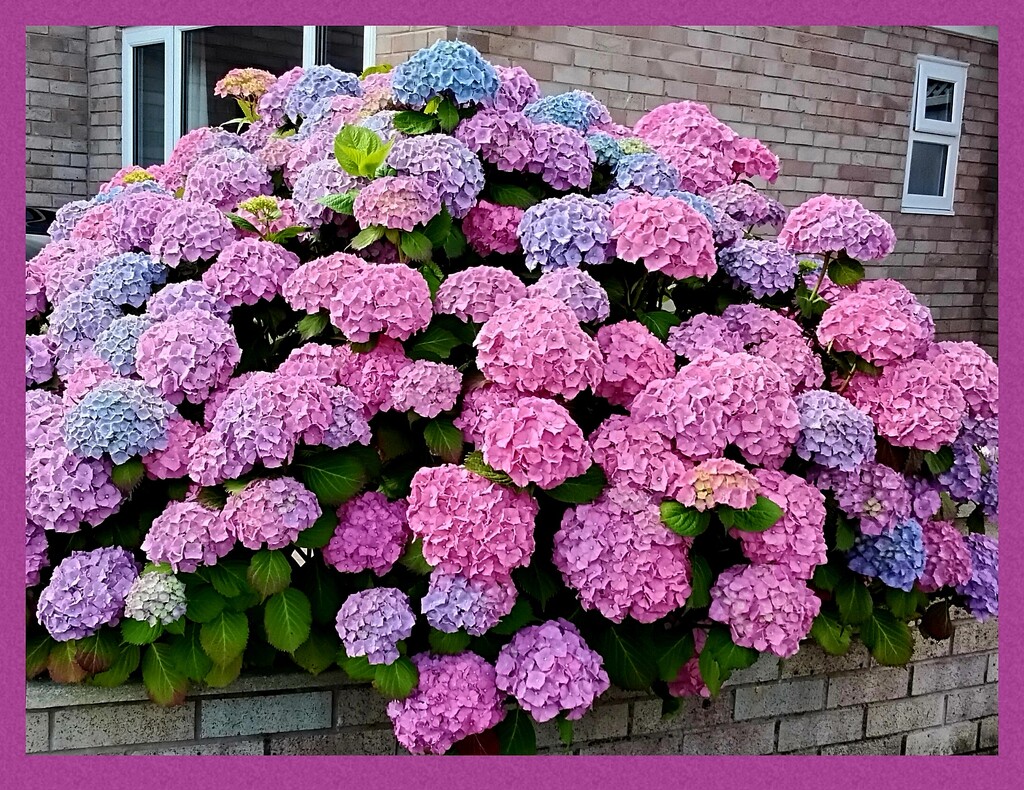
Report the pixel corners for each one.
[861,610,915,666]
[264,588,313,653]
[836,576,874,625]
[225,213,260,234]
[393,110,440,135]
[488,182,540,209]
[185,585,227,623]
[685,555,713,611]
[199,610,249,664]
[26,636,53,679]
[170,625,213,682]
[495,708,537,755]
[491,599,539,635]
[463,450,518,487]
[428,629,472,655]
[121,618,164,645]
[339,652,378,681]
[593,623,658,691]
[142,643,188,706]
[292,630,340,676]
[660,500,711,537]
[294,510,339,549]
[111,458,145,492]
[827,253,865,286]
[349,225,385,250]
[373,657,419,699]
[317,189,360,215]
[654,628,696,683]
[717,496,784,532]
[297,446,381,506]
[697,626,759,695]
[399,538,434,575]
[247,550,292,597]
[436,98,461,133]
[333,125,393,177]
[89,643,141,687]
[545,464,607,503]
[406,325,463,362]
[809,610,852,655]
[400,230,434,262]
[424,418,464,463]
[924,446,955,475]
[637,309,681,341]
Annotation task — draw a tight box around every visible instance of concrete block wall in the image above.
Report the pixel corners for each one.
[26,611,997,756]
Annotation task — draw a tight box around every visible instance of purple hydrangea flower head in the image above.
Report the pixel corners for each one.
[721,304,825,393]
[150,201,239,267]
[256,66,304,126]
[675,457,760,512]
[779,194,896,260]
[613,152,681,195]
[554,485,693,623]
[387,134,485,219]
[495,619,611,722]
[517,194,613,272]
[26,521,49,587]
[794,390,876,471]
[610,193,716,279]
[88,252,167,308]
[523,90,612,133]
[323,492,409,576]
[93,315,152,375]
[202,238,301,307]
[353,175,441,231]
[183,148,273,211]
[590,414,690,496]
[295,94,363,141]
[142,499,234,572]
[276,343,347,387]
[718,239,799,297]
[387,652,505,755]
[435,265,527,323]
[937,434,984,500]
[955,534,998,620]
[848,518,926,592]
[61,356,116,405]
[27,390,66,451]
[323,384,373,449]
[136,309,241,405]
[62,379,173,464]
[709,564,820,658]
[453,381,522,446]
[707,183,787,229]
[26,335,54,386]
[102,187,178,253]
[27,435,122,534]
[407,464,538,578]
[595,320,675,407]
[49,199,94,242]
[47,286,120,377]
[475,296,603,399]
[290,158,363,229]
[36,547,139,641]
[335,337,413,415]
[284,65,362,121]
[527,268,610,324]
[123,571,188,626]
[919,520,973,592]
[908,475,943,522]
[146,280,231,323]
[390,360,464,418]
[391,40,499,108]
[526,123,593,190]
[335,587,415,665]
[455,109,535,172]
[586,132,625,168]
[811,462,912,536]
[163,126,245,191]
[143,413,205,480]
[483,396,592,489]
[980,454,998,518]
[666,314,744,360]
[222,477,321,551]
[282,252,365,315]
[484,64,541,112]
[421,570,517,636]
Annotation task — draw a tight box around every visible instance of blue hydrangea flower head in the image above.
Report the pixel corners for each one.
[47,288,121,377]
[586,132,624,169]
[517,194,614,272]
[794,389,876,471]
[62,378,173,464]
[719,238,800,298]
[523,90,611,133]
[663,189,717,226]
[613,152,680,195]
[89,252,167,309]
[92,315,153,376]
[391,40,499,109]
[284,65,362,121]
[847,519,926,592]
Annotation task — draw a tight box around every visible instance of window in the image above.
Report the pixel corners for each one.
[901,55,968,215]
[121,26,377,167]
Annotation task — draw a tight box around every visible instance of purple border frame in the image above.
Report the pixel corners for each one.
[2,4,1019,787]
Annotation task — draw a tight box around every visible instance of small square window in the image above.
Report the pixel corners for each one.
[907,140,949,197]
[923,79,955,123]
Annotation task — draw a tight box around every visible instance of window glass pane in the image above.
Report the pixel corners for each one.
[133,43,165,167]
[908,141,949,197]
[923,78,955,122]
[321,26,365,73]
[182,26,304,133]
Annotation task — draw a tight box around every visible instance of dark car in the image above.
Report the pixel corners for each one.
[27,206,56,259]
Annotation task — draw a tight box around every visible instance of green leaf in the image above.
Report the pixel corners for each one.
[186,585,226,624]
[299,558,343,625]
[463,450,517,487]
[834,515,857,552]
[491,598,539,636]
[488,182,540,209]
[334,124,385,175]
[48,641,87,683]
[443,226,467,258]
[556,715,574,748]
[398,537,434,575]
[423,208,453,246]
[406,326,461,362]
[317,189,360,214]
[424,418,464,463]
[655,629,696,683]
[360,63,393,78]
[512,565,560,610]
[170,626,214,682]
[292,630,340,676]
[225,213,260,234]
[718,495,784,532]
[392,110,440,135]
[349,225,385,250]
[111,457,145,492]
[697,648,722,696]
[861,610,915,666]
[339,652,378,681]
[811,563,842,592]
[827,254,866,286]
[297,446,380,506]
[199,610,249,664]
[400,229,434,262]
[836,576,874,625]
[660,500,711,538]
[593,624,658,691]
[373,656,419,699]
[27,635,53,679]
[809,610,852,655]
[423,96,442,115]
[265,588,313,653]
[89,643,141,687]
[924,446,955,475]
[121,618,164,646]
[297,311,330,341]
[358,144,393,178]
[428,629,471,655]
[545,463,607,501]
[795,280,828,320]
[855,357,882,376]
[247,551,292,598]
[294,510,338,549]
[76,631,120,673]
[886,588,923,621]
[204,655,243,687]
[142,643,189,706]
[495,708,537,755]
[704,627,758,674]
[437,97,460,132]
[419,260,445,299]
[685,555,713,611]
[638,310,681,341]
[205,561,251,598]
[265,225,309,244]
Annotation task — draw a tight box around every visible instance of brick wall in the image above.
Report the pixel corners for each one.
[26,610,996,756]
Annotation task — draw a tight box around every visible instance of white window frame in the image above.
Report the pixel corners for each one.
[901,55,969,216]
[121,25,377,167]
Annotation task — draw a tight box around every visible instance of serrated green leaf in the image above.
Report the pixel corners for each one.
[655,629,696,683]
[27,635,53,679]
[593,624,658,691]
[423,418,464,463]
[406,326,461,362]
[225,213,260,234]
[199,610,249,664]
[638,309,681,340]
[358,144,392,178]
[398,538,434,575]
[861,610,915,666]
[437,98,460,132]
[186,584,226,624]
[143,562,174,575]
[886,588,922,621]
[142,643,189,705]
[317,190,360,214]
[545,463,607,501]
[399,229,434,262]
[334,125,384,175]
[827,254,865,286]
[121,618,164,646]
[339,652,378,681]
[704,626,758,674]
[76,631,120,673]
[195,486,227,510]
[697,648,722,696]
[924,446,955,475]
[718,495,784,532]
[392,110,440,135]
[463,450,517,486]
[205,561,250,598]
[247,551,292,597]
[428,629,471,655]
[423,208,453,246]
[48,641,87,684]
[292,630,340,676]
[204,655,243,688]
[297,310,331,340]
[512,565,560,610]
[811,563,842,592]
[88,643,141,687]
[491,598,539,636]
[660,500,711,538]
[488,183,540,209]
[795,280,829,320]
[495,708,537,755]
[265,225,309,244]
[349,225,386,250]
[836,576,874,625]
[443,225,467,259]
[809,610,851,655]
[834,515,857,552]
[685,555,713,611]
[170,625,214,682]
[297,558,343,624]
[294,510,338,549]
[419,259,445,299]
[297,447,379,506]
[423,96,442,115]
[224,589,262,613]
[111,457,144,492]
[360,63,393,78]
[265,588,312,653]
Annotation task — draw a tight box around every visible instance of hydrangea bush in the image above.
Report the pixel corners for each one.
[25,43,999,755]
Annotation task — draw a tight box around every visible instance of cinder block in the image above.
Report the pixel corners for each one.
[121,739,265,755]
[911,654,989,695]
[865,694,945,737]
[536,703,628,747]
[821,734,903,755]
[734,678,825,720]
[781,643,869,678]
[199,692,331,738]
[827,666,910,707]
[987,652,998,682]
[682,721,776,755]
[945,684,998,722]
[269,728,396,755]
[580,733,681,755]
[632,691,734,736]
[952,618,998,654]
[334,685,389,728]
[776,707,865,752]
[51,702,195,750]
[978,715,998,749]
[25,711,48,753]
[904,721,979,755]
[723,652,780,686]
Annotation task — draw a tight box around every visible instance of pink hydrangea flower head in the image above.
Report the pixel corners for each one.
[421,570,517,636]
[495,619,610,722]
[434,265,527,324]
[390,360,464,418]
[633,101,738,151]
[141,499,234,573]
[296,95,364,142]
[26,335,54,386]
[150,201,239,267]
[323,492,409,576]
[215,67,276,101]
[68,202,115,243]
[462,201,525,256]
[387,652,506,755]
[729,137,780,181]
[810,462,913,536]
[27,436,122,533]
[387,133,485,219]
[335,587,416,665]
[486,64,541,112]
[590,414,691,495]
[27,390,65,452]
[106,191,179,252]
[675,457,760,512]
[667,313,744,360]
[282,132,334,187]
[718,303,824,393]
[778,194,896,260]
[146,280,231,323]
[526,122,593,191]
[610,193,716,279]
[668,628,710,698]
[483,397,592,489]
[353,175,441,231]
[926,341,998,422]
[334,337,413,415]
[517,194,614,272]
[918,520,973,593]
[201,238,301,307]
[282,252,366,315]
[655,140,741,196]
[164,126,244,188]
[222,477,321,551]
[183,148,273,211]
[256,66,304,126]
[709,564,820,658]
[553,485,693,623]
[707,182,786,229]
[328,263,432,343]
[454,109,535,172]
[43,238,115,308]
[407,464,538,577]
[475,296,603,399]
[290,158,363,228]
[453,380,522,446]
[595,320,676,407]
[359,71,394,116]
[26,521,49,587]
[526,268,610,324]
[276,343,347,387]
